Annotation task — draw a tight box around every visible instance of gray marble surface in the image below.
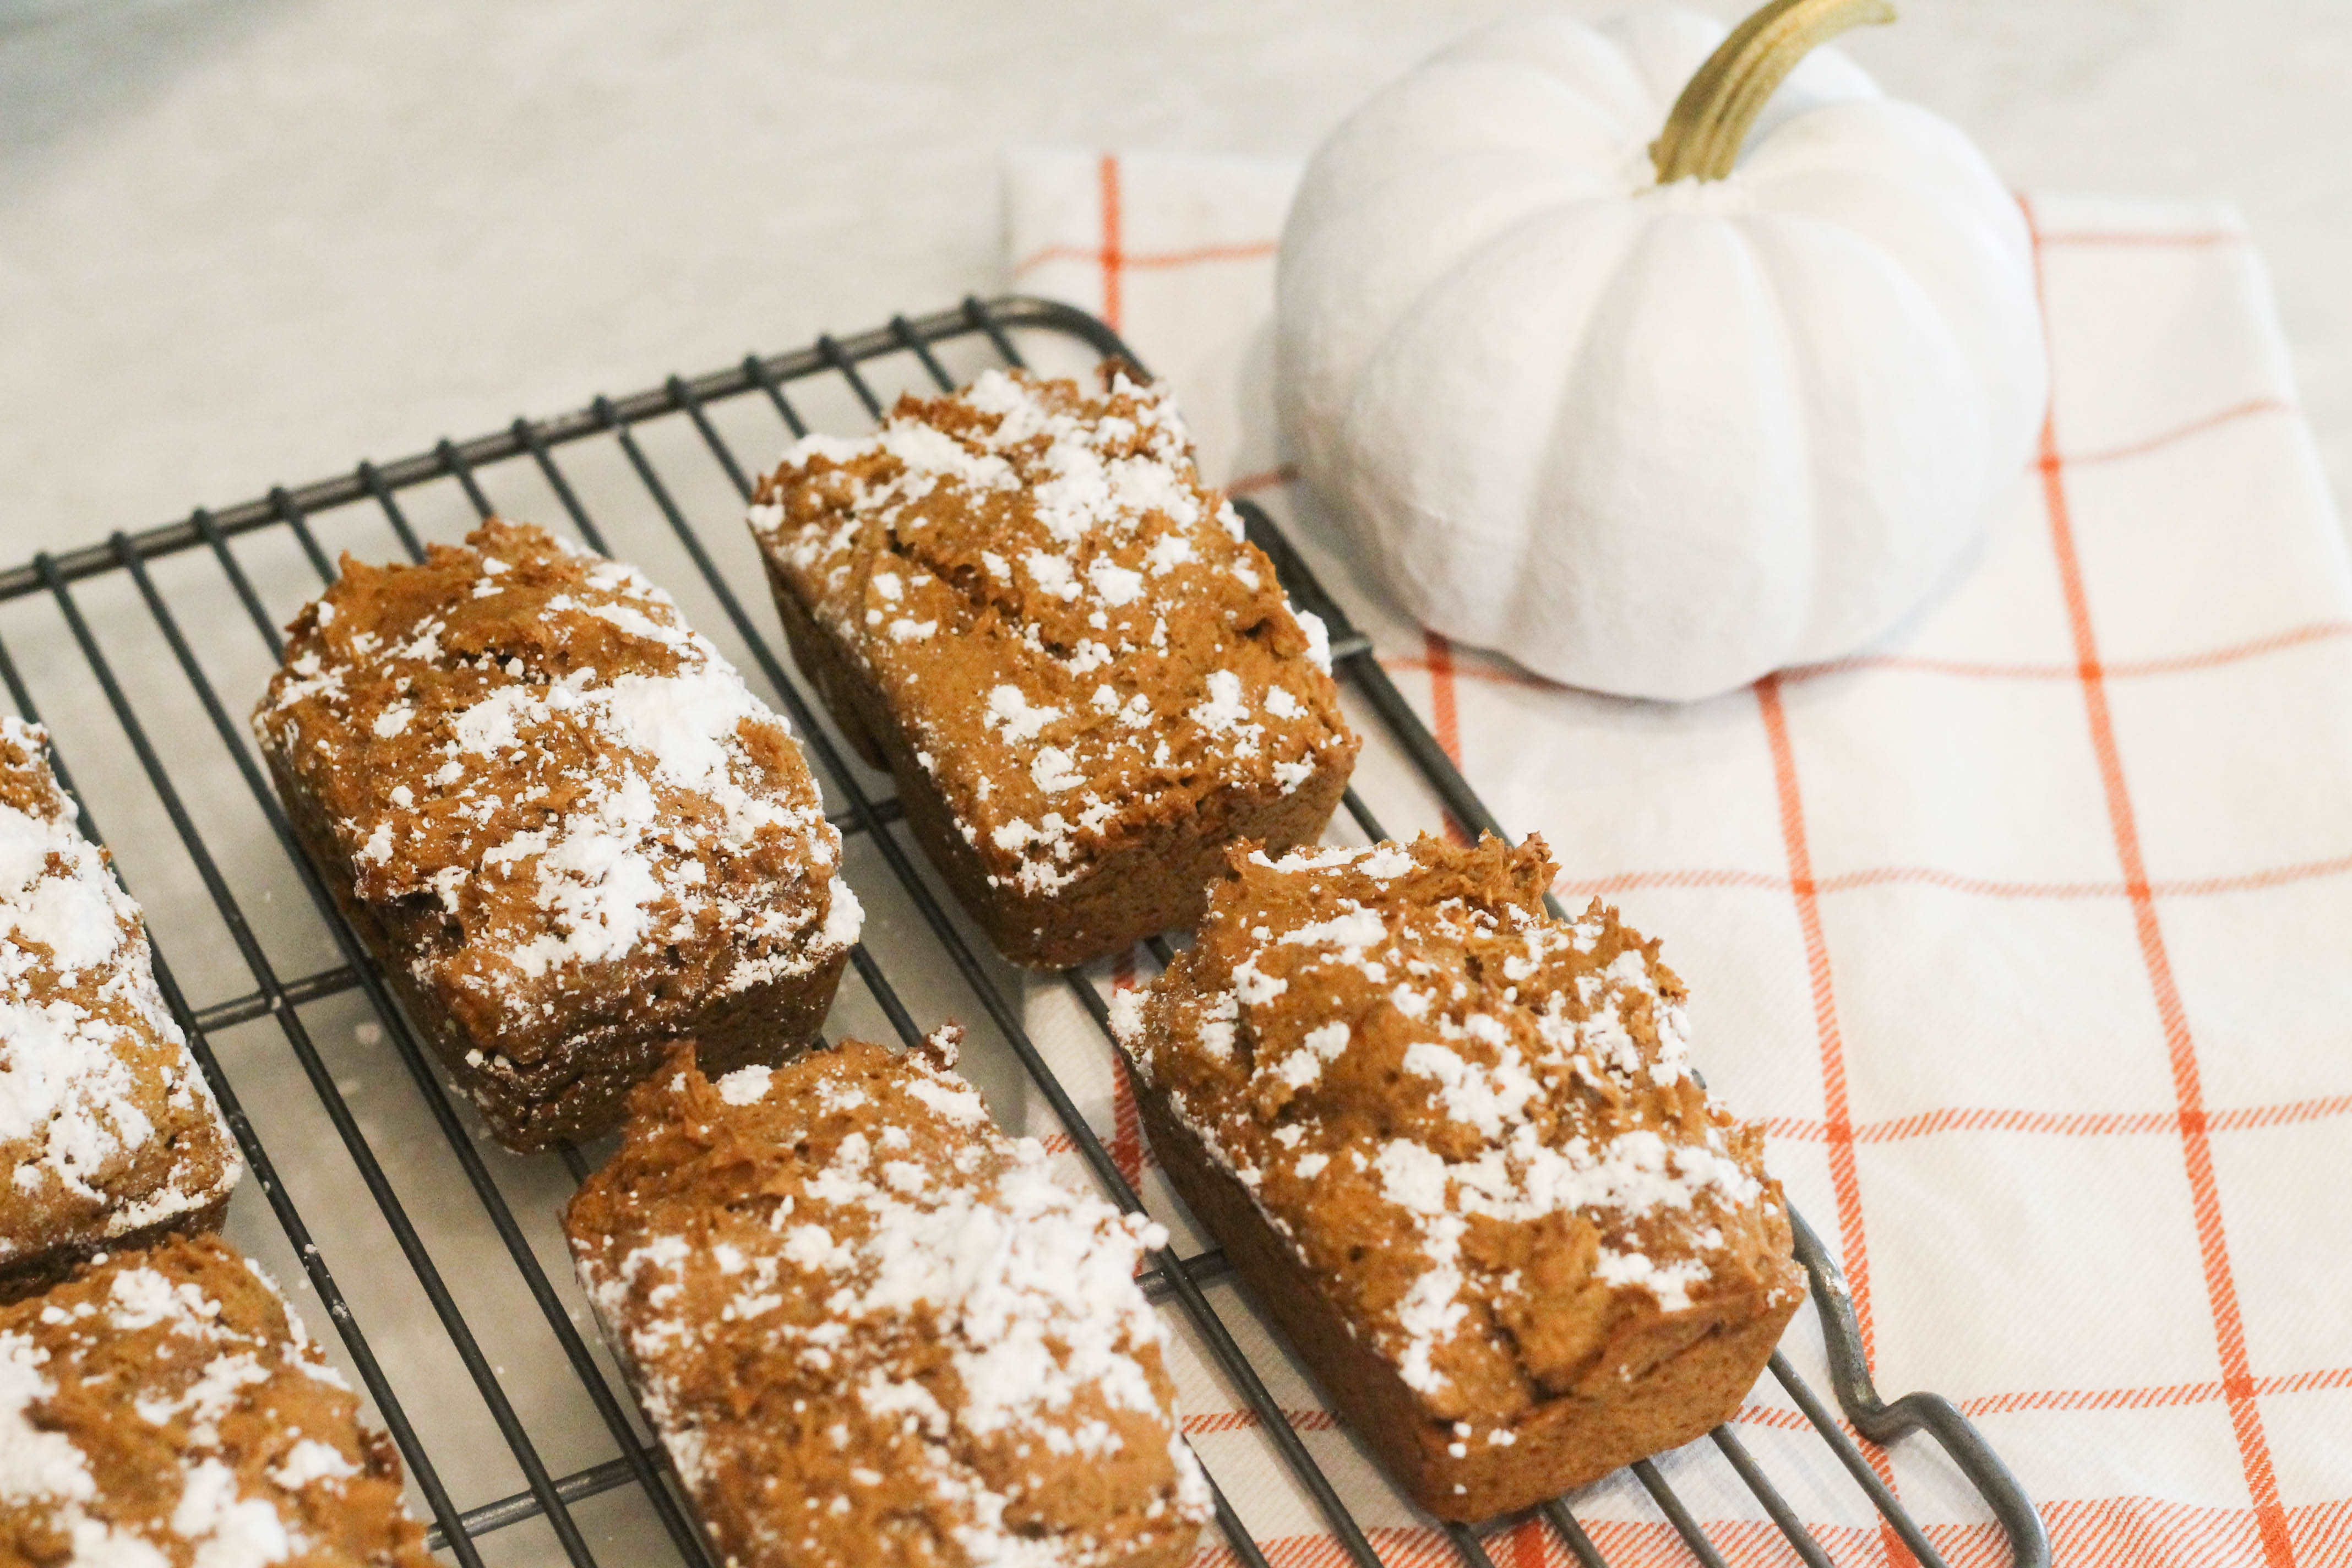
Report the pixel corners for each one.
[2,0,2347,555]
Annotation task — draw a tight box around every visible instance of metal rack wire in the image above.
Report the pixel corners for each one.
[0,297,2049,1568]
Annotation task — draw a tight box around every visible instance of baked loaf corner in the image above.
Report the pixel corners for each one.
[1113,834,1805,1520]
[567,1035,1213,1568]
[749,364,1359,967]
[253,520,859,1149]
[0,1233,432,1565]
[0,716,240,1300]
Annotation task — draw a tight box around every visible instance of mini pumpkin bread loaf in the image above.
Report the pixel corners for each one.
[0,1234,432,1566]
[0,717,240,1302]
[749,366,1359,968]
[253,520,859,1151]
[1111,834,1804,1520]
[566,1034,1212,1568]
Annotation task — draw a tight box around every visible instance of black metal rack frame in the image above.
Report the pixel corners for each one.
[0,297,2049,1568]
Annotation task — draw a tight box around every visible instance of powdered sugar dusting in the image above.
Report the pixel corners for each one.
[0,1241,419,1566]
[0,718,239,1263]
[1127,834,1793,1409]
[571,1044,1211,1565]
[752,368,1354,921]
[253,522,857,1120]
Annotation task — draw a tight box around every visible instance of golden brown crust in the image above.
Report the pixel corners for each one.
[252,520,857,1148]
[0,718,241,1283]
[565,1038,1212,1568]
[0,1234,432,1567]
[1114,835,1805,1519]
[750,367,1358,967]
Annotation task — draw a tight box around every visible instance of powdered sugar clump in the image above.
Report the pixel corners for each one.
[716,1064,773,1106]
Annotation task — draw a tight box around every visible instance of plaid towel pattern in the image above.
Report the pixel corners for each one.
[999,146,2352,1568]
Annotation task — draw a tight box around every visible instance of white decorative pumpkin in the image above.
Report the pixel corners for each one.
[1275,0,2047,701]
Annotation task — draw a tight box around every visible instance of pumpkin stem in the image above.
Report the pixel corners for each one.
[1648,0,1895,184]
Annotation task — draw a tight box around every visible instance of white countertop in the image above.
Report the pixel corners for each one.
[3,0,2348,555]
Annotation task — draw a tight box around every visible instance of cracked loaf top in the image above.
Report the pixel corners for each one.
[0,1234,431,1567]
[749,366,1357,902]
[1112,834,1802,1434]
[0,718,239,1271]
[253,520,859,1071]
[566,1036,1211,1568]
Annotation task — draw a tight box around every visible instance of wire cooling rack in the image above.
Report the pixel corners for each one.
[0,298,2049,1568]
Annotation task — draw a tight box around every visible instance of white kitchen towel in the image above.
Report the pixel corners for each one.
[1000,145,2352,1568]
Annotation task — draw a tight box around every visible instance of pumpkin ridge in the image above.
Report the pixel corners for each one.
[1341,199,1650,641]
